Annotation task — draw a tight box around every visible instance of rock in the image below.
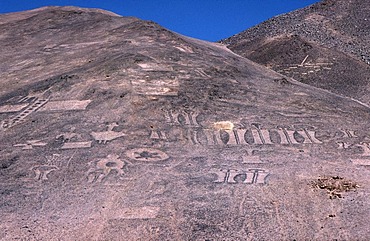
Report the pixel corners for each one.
[0,6,369,240]
[221,0,370,106]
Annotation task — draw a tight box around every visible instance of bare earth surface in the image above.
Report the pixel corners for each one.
[0,6,369,240]
[221,0,370,107]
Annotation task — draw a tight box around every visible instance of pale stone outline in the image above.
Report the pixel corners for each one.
[351,159,370,166]
[28,154,70,181]
[1,97,92,129]
[165,110,201,127]
[339,129,358,138]
[213,169,269,185]
[61,141,92,149]
[31,165,58,181]
[0,103,28,113]
[196,126,322,146]
[131,79,179,96]
[14,140,47,150]
[40,99,92,111]
[90,123,125,144]
[356,142,370,156]
[125,148,169,162]
[241,150,264,164]
[150,130,168,140]
[337,141,350,150]
[87,154,126,183]
[114,207,160,219]
[2,98,49,129]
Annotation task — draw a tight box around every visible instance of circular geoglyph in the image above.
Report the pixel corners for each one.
[125,148,169,162]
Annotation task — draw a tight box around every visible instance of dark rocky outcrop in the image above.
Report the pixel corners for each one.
[221,0,370,106]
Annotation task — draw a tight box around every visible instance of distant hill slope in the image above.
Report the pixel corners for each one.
[221,0,370,106]
[0,6,369,241]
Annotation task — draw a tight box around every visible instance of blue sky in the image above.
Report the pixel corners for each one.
[0,0,320,41]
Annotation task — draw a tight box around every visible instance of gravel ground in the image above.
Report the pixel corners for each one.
[221,0,370,65]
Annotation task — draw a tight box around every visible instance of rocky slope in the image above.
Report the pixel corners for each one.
[0,6,369,240]
[221,0,370,106]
